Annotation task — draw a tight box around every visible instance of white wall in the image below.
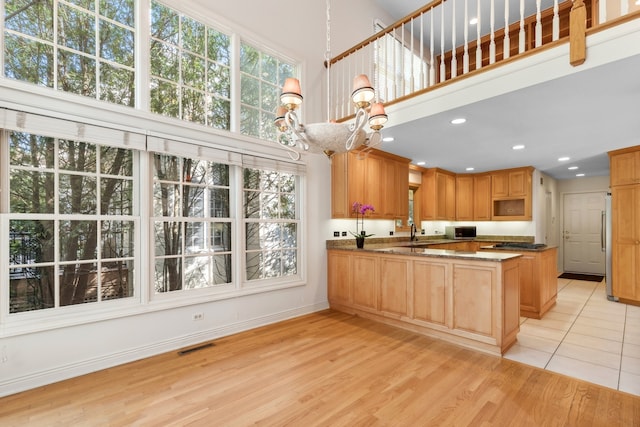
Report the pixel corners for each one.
[0,0,395,397]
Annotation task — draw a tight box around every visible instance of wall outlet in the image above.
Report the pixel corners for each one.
[341,231,347,237]
[192,313,204,321]
[421,229,425,235]
[333,231,339,237]
[389,231,394,236]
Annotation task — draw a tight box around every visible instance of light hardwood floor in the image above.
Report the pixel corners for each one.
[1,310,639,426]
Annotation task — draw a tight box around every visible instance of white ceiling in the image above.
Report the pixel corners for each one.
[372,0,640,180]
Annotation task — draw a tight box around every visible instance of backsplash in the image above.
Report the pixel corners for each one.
[326,235,534,249]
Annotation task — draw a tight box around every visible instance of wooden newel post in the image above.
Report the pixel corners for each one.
[570,0,587,66]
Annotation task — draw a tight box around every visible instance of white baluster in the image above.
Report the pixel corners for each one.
[451,0,458,78]
[393,28,404,99]
[599,0,607,24]
[400,25,408,96]
[490,0,496,64]
[552,0,559,41]
[464,0,469,73]
[476,0,482,69]
[621,0,629,16]
[420,13,426,90]
[503,0,510,59]
[440,6,446,82]
[519,0,525,53]
[430,10,436,86]
[410,17,415,93]
[535,0,542,48]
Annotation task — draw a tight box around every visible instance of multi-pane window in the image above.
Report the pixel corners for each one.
[243,168,299,281]
[239,42,296,141]
[153,154,232,293]
[150,1,231,129]
[8,131,136,313]
[3,0,136,106]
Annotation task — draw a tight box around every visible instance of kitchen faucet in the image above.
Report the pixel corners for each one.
[411,223,417,241]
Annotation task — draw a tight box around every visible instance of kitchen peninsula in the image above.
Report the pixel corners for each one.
[327,244,522,355]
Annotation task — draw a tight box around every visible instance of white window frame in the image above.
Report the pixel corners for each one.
[0,109,145,335]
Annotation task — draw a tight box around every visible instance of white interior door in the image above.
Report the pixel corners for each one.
[563,192,606,274]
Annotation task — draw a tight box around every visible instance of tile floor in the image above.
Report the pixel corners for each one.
[504,277,640,397]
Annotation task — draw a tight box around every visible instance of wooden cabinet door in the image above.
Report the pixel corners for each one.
[473,174,492,220]
[421,169,436,220]
[451,263,495,337]
[491,171,509,197]
[394,160,410,219]
[364,154,384,218]
[327,251,352,305]
[612,185,640,301]
[508,169,528,196]
[379,256,409,317]
[351,253,379,311]
[330,153,349,218]
[517,254,537,315]
[381,159,409,219]
[435,172,455,220]
[610,150,640,186]
[456,175,474,220]
[412,260,447,325]
[435,172,448,219]
[445,173,456,220]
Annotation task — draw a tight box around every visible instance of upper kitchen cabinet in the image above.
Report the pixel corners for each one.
[331,148,410,219]
[473,174,492,221]
[455,175,474,221]
[610,145,640,186]
[422,168,456,220]
[456,173,492,221]
[491,166,533,221]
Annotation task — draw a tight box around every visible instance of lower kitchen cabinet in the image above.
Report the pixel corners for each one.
[479,246,557,319]
[327,249,521,355]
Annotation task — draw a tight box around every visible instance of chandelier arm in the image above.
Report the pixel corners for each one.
[346,108,368,151]
[284,145,302,161]
[284,110,310,150]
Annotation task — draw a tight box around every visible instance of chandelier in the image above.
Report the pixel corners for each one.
[273,0,388,160]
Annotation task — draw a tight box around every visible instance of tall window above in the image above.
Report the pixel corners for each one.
[240,42,296,141]
[152,154,233,293]
[3,0,136,106]
[8,132,137,313]
[150,1,231,129]
[243,167,299,282]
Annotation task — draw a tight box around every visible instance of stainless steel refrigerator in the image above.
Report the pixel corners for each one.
[604,192,617,301]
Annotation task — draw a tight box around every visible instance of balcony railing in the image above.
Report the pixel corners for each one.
[328,0,640,122]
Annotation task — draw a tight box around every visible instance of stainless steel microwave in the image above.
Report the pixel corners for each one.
[445,226,477,240]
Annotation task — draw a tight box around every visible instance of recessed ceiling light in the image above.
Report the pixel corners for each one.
[465,167,475,171]
[568,166,578,170]
[416,161,426,166]
[469,17,478,25]
[382,137,394,142]
[451,118,466,125]
[558,157,570,162]
[576,173,585,177]
[512,145,525,150]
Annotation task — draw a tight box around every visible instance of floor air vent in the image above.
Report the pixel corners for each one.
[177,342,214,356]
